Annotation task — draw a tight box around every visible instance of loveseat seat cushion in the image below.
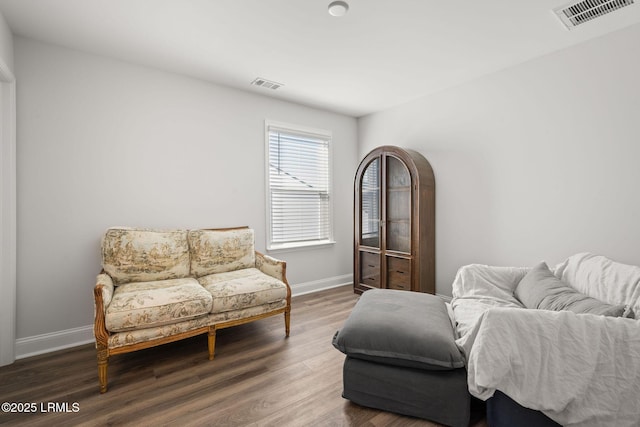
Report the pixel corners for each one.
[188,228,256,277]
[102,227,190,285]
[105,278,213,332]
[108,316,211,349]
[208,300,287,324]
[198,268,288,313]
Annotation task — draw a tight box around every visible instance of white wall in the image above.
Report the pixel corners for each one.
[0,10,16,366]
[0,11,12,71]
[359,23,640,296]
[15,37,357,342]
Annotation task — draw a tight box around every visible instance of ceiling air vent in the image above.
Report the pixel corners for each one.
[251,77,283,90]
[554,0,635,29]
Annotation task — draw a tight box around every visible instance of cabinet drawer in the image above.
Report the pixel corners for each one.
[387,257,411,290]
[360,252,380,288]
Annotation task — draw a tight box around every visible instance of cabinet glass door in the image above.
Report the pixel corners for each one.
[386,156,411,253]
[360,158,380,248]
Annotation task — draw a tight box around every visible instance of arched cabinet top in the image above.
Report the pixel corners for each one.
[355,145,435,191]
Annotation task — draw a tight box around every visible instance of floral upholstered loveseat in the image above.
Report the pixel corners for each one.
[93,226,291,393]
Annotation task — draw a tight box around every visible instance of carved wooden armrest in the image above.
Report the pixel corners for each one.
[93,273,114,350]
[96,273,114,309]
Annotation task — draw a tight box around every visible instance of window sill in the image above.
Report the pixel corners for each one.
[267,240,336,254]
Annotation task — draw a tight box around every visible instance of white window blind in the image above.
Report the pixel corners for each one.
[266,121,332,250]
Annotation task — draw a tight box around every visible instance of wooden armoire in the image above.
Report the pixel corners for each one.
[354,146,435,294]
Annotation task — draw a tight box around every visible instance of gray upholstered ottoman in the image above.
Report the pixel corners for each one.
[333,289,470,427]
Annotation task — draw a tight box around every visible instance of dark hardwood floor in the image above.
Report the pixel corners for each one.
[0,285,486,426]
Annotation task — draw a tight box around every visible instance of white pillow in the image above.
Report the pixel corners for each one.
[554,253,640,318]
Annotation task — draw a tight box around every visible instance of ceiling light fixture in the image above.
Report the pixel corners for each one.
[328,1,349,17]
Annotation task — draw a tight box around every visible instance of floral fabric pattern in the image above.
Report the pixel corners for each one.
[198,268,288,314]
[188,229,255,277]
[105,277,213,332]
[102,227,190,285]
[108,316,210,349]
[255,252,285,282]
[207,300,287,324]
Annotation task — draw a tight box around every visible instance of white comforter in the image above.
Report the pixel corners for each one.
[452,256,640,427]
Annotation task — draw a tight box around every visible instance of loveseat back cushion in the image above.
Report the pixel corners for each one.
[188,228,255,277]
[554,253,640,318]
[515,261,630,317]
[102,227,190,285]
[105,277,213,332]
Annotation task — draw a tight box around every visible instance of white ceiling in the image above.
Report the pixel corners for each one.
[0,0,639,117]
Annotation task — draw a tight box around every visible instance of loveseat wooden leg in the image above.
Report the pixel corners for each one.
[208,328,216,360]
[284,309,291,337]
[97,347,109,393]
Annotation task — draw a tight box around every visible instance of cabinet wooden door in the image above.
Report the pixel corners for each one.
[357,157,381,289]
[354,146,435,294]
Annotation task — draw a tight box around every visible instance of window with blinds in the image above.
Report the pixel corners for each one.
[265,121,333,250]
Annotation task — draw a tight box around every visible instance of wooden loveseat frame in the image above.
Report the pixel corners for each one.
[93,226,291,393]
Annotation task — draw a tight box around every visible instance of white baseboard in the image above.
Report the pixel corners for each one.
[16,325,94,360]
[13,274,354,360]
[290,274,353,297]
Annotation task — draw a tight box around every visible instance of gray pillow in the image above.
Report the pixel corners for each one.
[332,289,465,371]
[515,261,632,317]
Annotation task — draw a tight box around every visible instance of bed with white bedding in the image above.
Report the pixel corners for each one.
[451,253,640,427]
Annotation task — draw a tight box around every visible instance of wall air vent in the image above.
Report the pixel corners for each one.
[251,77,283,90]
[554,0,635,30]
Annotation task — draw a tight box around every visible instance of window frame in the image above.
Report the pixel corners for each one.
[264,120,335,252]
